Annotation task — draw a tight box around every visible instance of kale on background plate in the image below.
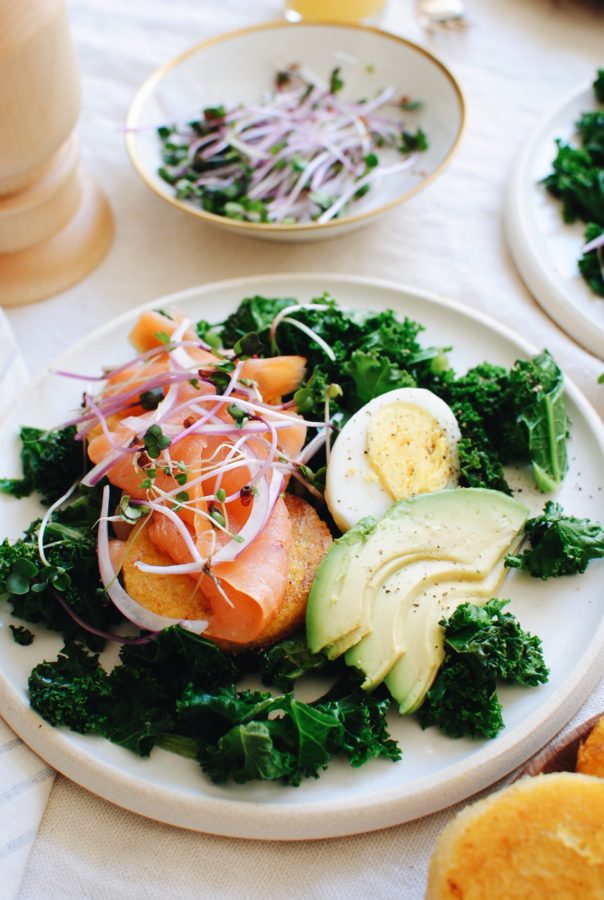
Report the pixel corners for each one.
[542,67,604,297]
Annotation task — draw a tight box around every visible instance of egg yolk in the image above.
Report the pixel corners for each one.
[366,401,454,500]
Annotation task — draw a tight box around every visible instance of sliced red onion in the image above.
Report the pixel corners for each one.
[98,486,208,634]
[52,340,212,385]
[53,589,158,645]
[582,232,604,254]
[159,67,426,225]
[294,430,328,466]
[317,157,416,224]
[81,444,136,488]
[210,469,284,565]
[268,302,329,350]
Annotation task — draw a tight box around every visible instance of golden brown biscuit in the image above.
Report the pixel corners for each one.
[120,492,332,650]
[576,716,604,778]
[425,772,604,900]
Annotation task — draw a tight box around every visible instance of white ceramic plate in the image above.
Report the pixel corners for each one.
[505,81,604,360]
[1,274,603,841]
[126,22,465,242]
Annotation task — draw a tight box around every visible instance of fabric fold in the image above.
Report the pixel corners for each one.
[0,308,56,900]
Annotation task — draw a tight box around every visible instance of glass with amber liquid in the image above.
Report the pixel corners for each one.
[284,0,386,24]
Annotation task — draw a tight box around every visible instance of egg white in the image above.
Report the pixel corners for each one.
[325,387,461,532]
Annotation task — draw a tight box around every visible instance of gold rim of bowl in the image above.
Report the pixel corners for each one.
[125,19,467,234]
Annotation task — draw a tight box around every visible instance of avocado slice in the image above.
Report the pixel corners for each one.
[344,491,528,690]
[385,535,523,714]
[306,489,528,701]
[306,515,378,656]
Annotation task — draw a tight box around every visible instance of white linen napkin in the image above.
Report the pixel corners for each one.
[0,308,56,900]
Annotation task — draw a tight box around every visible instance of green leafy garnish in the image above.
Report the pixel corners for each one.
[10,624,34,645]
[400,129,428,154]
[579,223,604,297]
[0,486,119,649]
[26,628,399,784]
[143,424,171,459]
[0,426,83,505]
[509,351,568,492]
[542,67,604,297]
[417,600,549,739]
[329,66,344,95]
[505,501,604,578]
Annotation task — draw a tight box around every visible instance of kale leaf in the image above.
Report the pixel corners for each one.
[9,624,34,645]
[0,426,85,505]
[505,501,604,578]
[595,68,604,104]
[578,223,604,297]
[0,485,119,649]
[220,296,294,349]
[342,349,416,406]
[119,626,242,694]
[28,627,400,787]
[509,351,568,492]
[542,142,604,226]
[246,632,342,691]
[542,68,604,298]
[441,354,569,493]
[218,294,447,424]
[417,599,549,739]
[577,110,604,167]
[28,642,110,734]
[174,685,400,785]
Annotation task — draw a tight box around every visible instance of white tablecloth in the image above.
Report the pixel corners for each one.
[3,0,604,897]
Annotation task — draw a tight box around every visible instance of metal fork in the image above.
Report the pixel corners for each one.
[416,0,468,31]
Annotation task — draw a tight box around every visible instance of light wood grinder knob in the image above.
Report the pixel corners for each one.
[0,0,113,305]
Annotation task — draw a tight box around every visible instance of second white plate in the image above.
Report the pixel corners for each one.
[505,81,604,360]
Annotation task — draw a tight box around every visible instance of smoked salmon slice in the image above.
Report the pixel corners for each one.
[86,308,312,645]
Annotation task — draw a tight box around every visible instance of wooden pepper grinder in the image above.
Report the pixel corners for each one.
[0,0,113,306]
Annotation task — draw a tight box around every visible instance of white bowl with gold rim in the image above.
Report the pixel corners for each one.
[126,21,465,243]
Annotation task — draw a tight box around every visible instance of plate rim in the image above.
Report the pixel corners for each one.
[1,271,604,841]
[125,19,466,235]
[504,78,604,361]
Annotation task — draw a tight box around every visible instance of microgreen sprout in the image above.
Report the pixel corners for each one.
[143,424,171,459]
[119,495,150,523]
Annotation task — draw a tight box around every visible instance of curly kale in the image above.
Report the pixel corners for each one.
[246,632,342,691]
[440,353,569,493]
[28,628,400,784]
[543,142,604,225]
[542,68,604,298]
[218,297,570,495]
[219,294,448,421]
[9,624,34,645]
[0,426,85,505]
[417,600,549,740]
[0,486,118,649]
[595,68,604,105]
[171,684,399,785]
[506,501,604,578]
[579,223,604,297]
[28,642,110,734]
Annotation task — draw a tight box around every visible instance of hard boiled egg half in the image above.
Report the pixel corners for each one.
[326,388,461,532]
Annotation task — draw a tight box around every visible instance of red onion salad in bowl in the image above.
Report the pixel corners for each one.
[126,21,465,242]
